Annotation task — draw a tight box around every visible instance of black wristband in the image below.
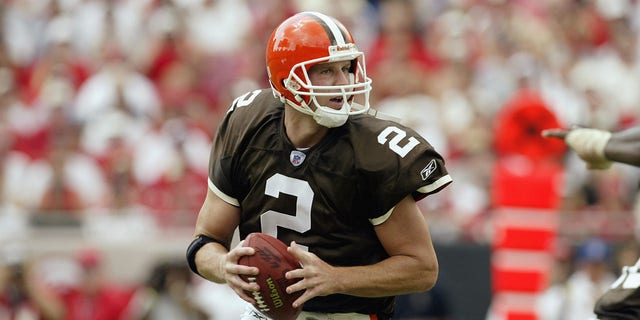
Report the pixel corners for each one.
[186,234,228,277]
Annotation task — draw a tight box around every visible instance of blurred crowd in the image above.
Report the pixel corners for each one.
[1,0,640,243]
[0,246,237,320]
[0,0,639,318]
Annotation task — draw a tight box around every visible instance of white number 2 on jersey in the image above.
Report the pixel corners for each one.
[258,126,418,244]
[261,174,313,239]
[377,126,420,157]
[228,90,261,113]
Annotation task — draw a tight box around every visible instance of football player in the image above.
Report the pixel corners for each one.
[543,125,640,319]
[542,126,640,169]
[187,11,452,320]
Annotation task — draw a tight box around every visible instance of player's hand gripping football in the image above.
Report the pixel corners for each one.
[285,241,340,308]
[222,240,260,304]
[542,126,612,169]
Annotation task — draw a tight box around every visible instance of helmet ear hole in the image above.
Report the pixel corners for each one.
[285,79,301,91]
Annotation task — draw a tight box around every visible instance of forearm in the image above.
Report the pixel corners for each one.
[194,242,228,283]
[603,126,640,166]
[610,126,640,142]
[332,254,438,297]
[190,189,243,284]
[605,138,640,167]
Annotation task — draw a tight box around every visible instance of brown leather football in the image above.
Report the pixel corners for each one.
[238,233,303,320]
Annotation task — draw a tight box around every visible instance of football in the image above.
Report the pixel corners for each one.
[238,233,303,320]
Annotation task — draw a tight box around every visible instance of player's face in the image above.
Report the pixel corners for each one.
[307,61,353,110]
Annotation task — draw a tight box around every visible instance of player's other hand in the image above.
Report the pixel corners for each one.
[224,240,260,303]
[541,128,570,140]
[285,241,337,308]
[541,126,612,169]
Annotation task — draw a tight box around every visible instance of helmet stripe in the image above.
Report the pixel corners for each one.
[301,11,347,46]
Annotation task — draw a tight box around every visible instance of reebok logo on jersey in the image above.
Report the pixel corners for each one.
[420,159,437,180]
[290,150,306,167]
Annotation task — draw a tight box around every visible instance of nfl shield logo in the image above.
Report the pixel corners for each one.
[290,150,306,167]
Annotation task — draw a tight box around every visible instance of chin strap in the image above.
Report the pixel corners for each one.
[367,108,402,123]
[313,103,349,128]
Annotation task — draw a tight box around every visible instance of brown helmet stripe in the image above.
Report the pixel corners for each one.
[300,11,349,46]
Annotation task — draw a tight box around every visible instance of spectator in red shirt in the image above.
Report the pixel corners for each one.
[55,249,134,320]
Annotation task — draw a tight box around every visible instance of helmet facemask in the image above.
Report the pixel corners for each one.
[281,44,372,128]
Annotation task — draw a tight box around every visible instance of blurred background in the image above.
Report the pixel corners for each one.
[0,0,639,319]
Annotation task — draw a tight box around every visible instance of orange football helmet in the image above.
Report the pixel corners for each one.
[266,12,372,127]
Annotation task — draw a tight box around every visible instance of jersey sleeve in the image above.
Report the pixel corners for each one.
[353,119,452,224]
[207,108,242,206]
[207,90,271,206]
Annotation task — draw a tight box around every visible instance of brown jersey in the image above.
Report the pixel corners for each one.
[208,89,452,317]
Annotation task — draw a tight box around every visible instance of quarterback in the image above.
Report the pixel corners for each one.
[186,11,452,319]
